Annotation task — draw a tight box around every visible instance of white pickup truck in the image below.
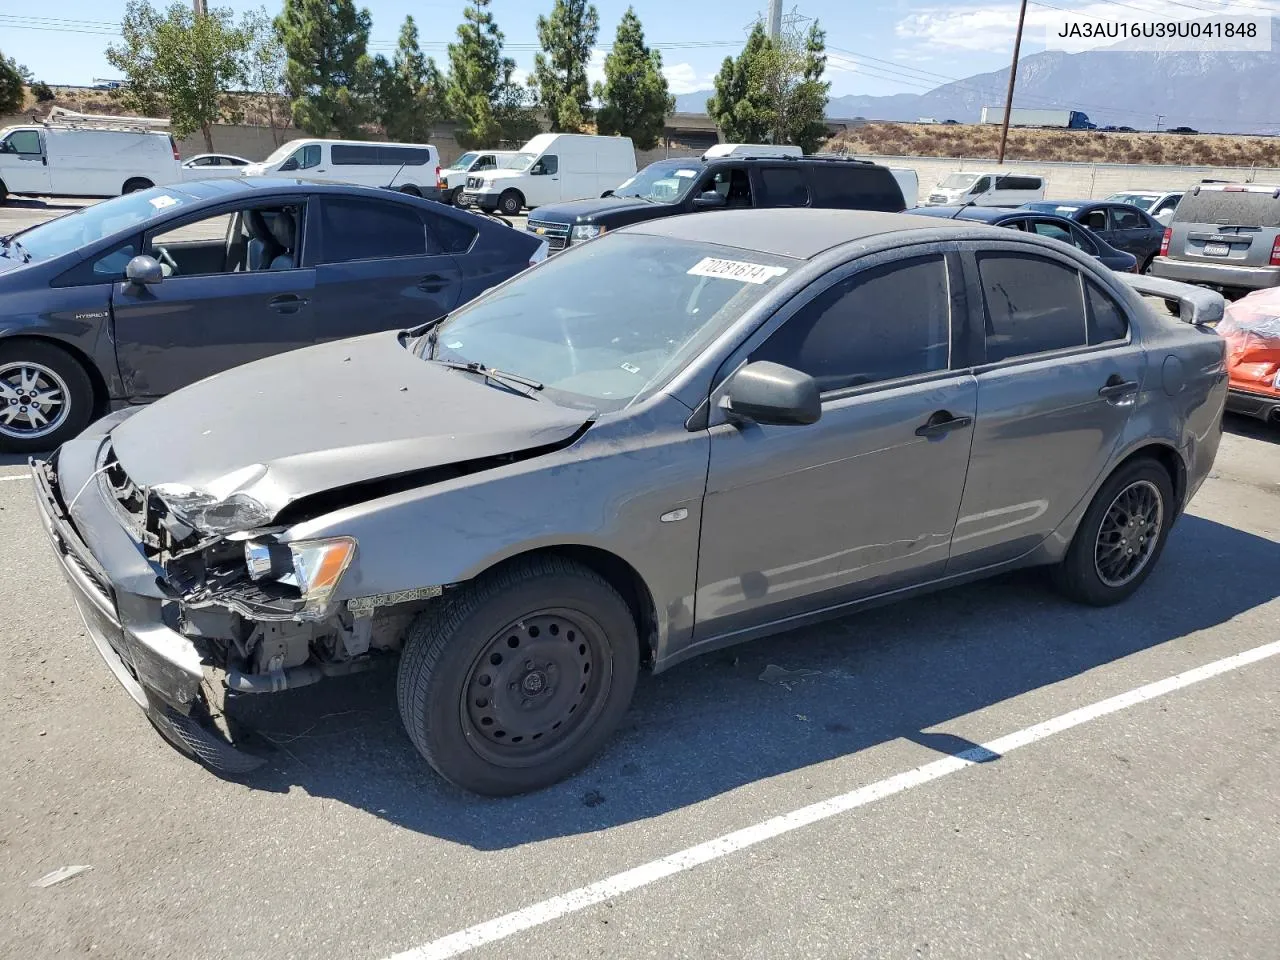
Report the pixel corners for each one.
[437,150,518,206]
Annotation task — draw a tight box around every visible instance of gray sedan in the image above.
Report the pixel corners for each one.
[31,209,1228,795]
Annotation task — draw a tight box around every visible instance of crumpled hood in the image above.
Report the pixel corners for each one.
[108,331,592,520]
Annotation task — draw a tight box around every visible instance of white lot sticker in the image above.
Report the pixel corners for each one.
[620,362,641,374]
[148,195,179,210]
[688,257,787,284]
[675,169,697,177]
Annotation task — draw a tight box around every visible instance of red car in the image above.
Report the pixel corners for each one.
[1219,287,1280,423]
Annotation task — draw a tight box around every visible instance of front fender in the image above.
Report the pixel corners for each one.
[284,399,712,661]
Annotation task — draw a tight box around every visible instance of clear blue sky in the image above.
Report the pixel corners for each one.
[5,1,1278,100]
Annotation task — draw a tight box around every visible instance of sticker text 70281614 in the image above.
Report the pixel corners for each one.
[687,257,788,285]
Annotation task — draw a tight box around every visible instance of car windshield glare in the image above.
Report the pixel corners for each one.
[452,152,480,169]
[426,234,796,410]
[264,141,298,164]
[939,173,978,189]
[613,162,703,202]
[509,153,537,171]
[11,188,190,262]
[1110,193,1158,210]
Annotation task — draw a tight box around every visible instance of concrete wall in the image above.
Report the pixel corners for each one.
[848,153,1280,200]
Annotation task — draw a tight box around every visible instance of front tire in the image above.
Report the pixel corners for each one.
[1052,458,1175,606]
[0,340,96,453]
[497,189,524,216]
[397,557,639,796]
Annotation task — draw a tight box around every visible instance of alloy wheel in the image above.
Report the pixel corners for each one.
[1093,479,1164,588]
[0,361,70,440]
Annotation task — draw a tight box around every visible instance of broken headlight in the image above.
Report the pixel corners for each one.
[245,536,357,614]
[153,484,272,536]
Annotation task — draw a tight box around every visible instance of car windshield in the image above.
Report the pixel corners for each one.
[423,234,796,411]
[451,152,480,170]
[508,152,537,171]
[263,141,300,164]
[6,187,192,262]
[1107,193,1159,210]
[939,173,978,189]
[612,161,704,203]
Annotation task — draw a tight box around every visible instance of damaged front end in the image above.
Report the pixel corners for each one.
[82,444,448,768]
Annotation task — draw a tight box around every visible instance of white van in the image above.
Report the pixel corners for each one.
[437,149,518,206]
[925,171,1046,207]
[0,109,182,203]
[461,133,637,215]
[889,168,919,207]
[242,138,441,196]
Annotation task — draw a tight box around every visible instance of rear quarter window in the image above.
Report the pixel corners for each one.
[807,165,905,212]
[1172,190,1280,227]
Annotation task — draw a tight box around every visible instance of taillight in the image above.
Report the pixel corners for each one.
[1269,236,1280,267]
[170,137,180,162]
[435,164,441,178]
[1159,228,1171,257]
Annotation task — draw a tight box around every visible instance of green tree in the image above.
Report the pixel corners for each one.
[752,21,830,152]
[446,0,534,148]
[241,7,289,146]
[106,1,249,152]
[705,23,771,143]
[0,53,28,114]
[593,7,672,150]
[275,0,374,137]
[31,82,56,103]
[531,0,598,132]
[374,16,447,142]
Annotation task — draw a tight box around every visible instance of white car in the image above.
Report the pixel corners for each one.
[437,150,518,206]
[182,153,250,179]
[1103,190,1183,226]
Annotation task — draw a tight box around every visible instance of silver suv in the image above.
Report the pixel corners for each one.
[1151,182,1280,297]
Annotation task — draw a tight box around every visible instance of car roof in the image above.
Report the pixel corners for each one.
[159,177,405,202]
[1027,199,1096,209]
[621,208,968,260]
[907,206,1008,223]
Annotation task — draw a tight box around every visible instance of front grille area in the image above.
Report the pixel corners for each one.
[928,193,947,204]
[466,176,484,190]
[527,218,570,250]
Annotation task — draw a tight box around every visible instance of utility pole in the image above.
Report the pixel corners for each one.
[997,0,1028,165]
[193,0,206,14]
[767,0,782,40]
[1156,114,1164,132]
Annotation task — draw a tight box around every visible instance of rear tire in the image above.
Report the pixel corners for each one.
[122,178,153,194]
[1051,458,1175,606]
[0,180,8,205]
[0,340,97,453]
[1140,254,1154,275]
[497,189,523,216]
[397,557,639,796]
[398,184,421,197]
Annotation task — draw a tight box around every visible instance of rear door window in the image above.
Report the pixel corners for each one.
[757,166,810,207]
[331,145,382,166]
[318,198,435,263]
[807,165,904,211]
[424,211,478,254]
[976,253,1087,362]
[752,255,951,393]
[1109,206,1145,230]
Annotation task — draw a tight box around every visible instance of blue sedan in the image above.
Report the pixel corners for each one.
[906,205,1139,273]
[0,178,544,451]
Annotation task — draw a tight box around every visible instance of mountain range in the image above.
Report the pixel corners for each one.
[675,23,1280,134]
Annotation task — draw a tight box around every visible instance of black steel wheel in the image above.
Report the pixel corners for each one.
[497,189,523,216]
[397,556,639,796]
[1052,457,1175,606]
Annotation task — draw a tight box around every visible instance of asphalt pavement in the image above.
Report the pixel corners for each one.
[0,199,1278,960]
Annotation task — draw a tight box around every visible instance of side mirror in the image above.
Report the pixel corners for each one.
[0,142,12,154]
[693,191,727,210]
[601,189,614,198]
[723,361,820,426]
[125,254,163,287]
[279,158,298,172]
[530,162,546,175]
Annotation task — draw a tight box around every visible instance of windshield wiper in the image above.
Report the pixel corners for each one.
[433,359,544,395]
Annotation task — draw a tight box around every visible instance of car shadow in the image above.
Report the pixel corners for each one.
[3,197,85,211]
[1225,412,1279,444]
[0,453,38,468]
[221,514,1280,849]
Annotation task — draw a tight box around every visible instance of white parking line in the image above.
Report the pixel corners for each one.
[0,474,30,482]
[383,638,1280,960]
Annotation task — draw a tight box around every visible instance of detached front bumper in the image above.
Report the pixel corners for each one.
[30,432,263,773]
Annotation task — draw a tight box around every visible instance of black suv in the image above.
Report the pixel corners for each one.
[526,151,906,252]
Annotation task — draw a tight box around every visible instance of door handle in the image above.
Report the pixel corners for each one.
[417,274,450,294]
[915,410,973,438]
[268,294,309,313]
[1098,374,1139,401]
